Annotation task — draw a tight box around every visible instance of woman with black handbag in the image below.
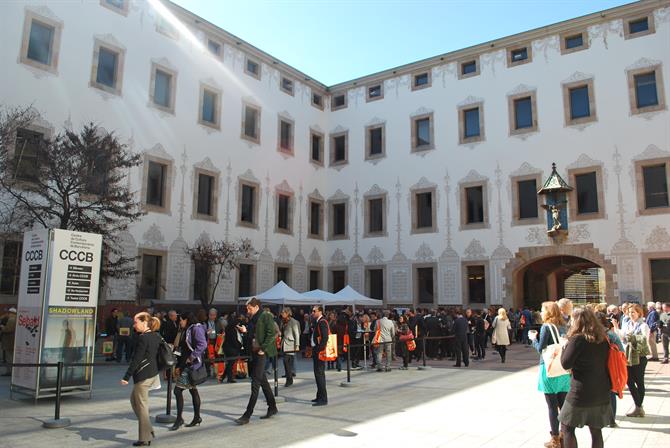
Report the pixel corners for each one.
[170,313,208,431]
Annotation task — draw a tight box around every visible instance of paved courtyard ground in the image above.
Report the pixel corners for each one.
[0,343,667,447]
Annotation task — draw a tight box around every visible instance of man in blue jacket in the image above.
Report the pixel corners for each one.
[646,302,660,361]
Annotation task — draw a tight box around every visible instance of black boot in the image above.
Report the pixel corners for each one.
[169,417,184,431]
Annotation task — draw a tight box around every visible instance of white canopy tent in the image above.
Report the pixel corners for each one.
[334,285,383,307]
[301,289,341,304]
[238,281,314,305]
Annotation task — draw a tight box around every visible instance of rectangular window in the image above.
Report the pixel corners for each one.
[277,194,290,231]
[309,201,322,237]
[518,179,539,220]
[245,58,260,78]
[466,186,484,224]
[367,269,384,301]
[514,97,533,129]
[368,198,384,233]
[196,173,214,216]
[276,266,290,285]
[0,241,22,295]
[642,164,669,209]
[27,20,54,66]
[243,105,259,141]
[309,269,321,291]
[368,126,383,157]
[467,265,486,303]
[417,267,434,304]
[240,184,256,224]
[461,60,477,76]
[332,94,346,110]
[415,118,431,147]
[146,161,166,207]
[140,254,162,300]
[310,131,323,165]
[463,107,480,138]
[201,89,218,125]
[565,34,583,49]
[193,260,210,302]
[569,86,590,119]
[207,39,221,57]
[154,69,172,108]
[331,270,346,293]
[511,47,528,63]
[412,72,430,90]
[13,128,42,182]
[650,259,670,301]
[332,202,346,237]
[238,263,254,298]
[416,192,433,229]
[279,119,292,152]
[367,84,383,101]
[96,47,119,89]
[312,92,323,109]
[629,17,649,35]
[634,72,659,109]
[331,134,347,165]
[575,172,599,214]
[280,76,293,95]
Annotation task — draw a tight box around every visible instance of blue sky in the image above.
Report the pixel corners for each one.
[172,0,633,86]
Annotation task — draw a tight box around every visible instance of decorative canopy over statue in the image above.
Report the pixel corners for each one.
[538,163,573,238]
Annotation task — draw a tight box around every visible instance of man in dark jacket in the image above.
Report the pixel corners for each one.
[235,298,278,425]
[104,308,119,361]
[311,305,329,406]
[160,310,179,345]
[453,310,469,367]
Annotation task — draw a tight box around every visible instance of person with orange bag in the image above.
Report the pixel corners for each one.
[310,305,330,406]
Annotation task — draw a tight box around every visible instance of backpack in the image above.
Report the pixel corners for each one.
[157,335,177,370]
[608,342,628,399]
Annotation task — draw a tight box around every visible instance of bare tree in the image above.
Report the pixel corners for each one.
[186,238,256,308]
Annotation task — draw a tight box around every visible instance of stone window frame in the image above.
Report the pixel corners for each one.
[279,75,294,96]
[506,43,532,68]
[642,252,670,301]
[634,156,670,216]
[237,177,261,229]
[274,190,294,235]
[567,165,607,221]
[559,29,589,55]
[458,102,485,144]
[309,128,325,167]
[366,83,384,102]
[510,173,543,226]
[461,261,490,306]
[328,199,349,241]
[410,186,437,234]
[7,122,53,187]
[311,92,324,110]
[149,62,177,114]
[623,13,655,40]
[236,261,257,298]
[89,38,126,96]
[329,130,349,167]
[275,263,292,285]
[206,37,223,60]
[458,56,480,80]
[191,166,219,222]
[459,180,489,230]
[277,115,295,156]
[19,9,63,74]
[365,123,386,161]
[308,267,323,290]
[307,195,325,240]
[240,101,261,144]
[137,248,167,301]
[410,112,435,153]
[627,64,666,115]
[100,0,129,16]
[562,78,597,127]
[365,265,386,302]
[413,263,437,307]
[197,83,222,130]
[328,268,348,293]
[155,16,179,40]
[331,92,348,111]
[411,71,432,91]
[244,55,261,80]
[141,154,173,215]
[363,192,388,238]
[507,91,538,135]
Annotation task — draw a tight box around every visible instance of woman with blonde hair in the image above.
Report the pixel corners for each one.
[558,307,611,448]
[620,303,650,417]
[492,308,511,363]
[120,312,162,447]
[529,301,570,448]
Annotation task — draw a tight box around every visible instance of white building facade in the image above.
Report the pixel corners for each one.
[1,0,669,310]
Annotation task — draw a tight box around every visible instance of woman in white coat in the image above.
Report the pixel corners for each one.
[492,308,512,363]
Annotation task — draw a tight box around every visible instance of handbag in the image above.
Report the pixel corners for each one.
[542,324,568,378]
[187,365,208,385]
[233,358,248,379]
[406,339,417,352]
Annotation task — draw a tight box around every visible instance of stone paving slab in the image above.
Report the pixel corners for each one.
[0,343,667,447]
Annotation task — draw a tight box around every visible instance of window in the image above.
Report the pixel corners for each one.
[508,92,538,135]
[20,12,62,72]
[140,253,163,300]
[195,172,215,218]
[560,31,588,54]
[366,84,383,102]
[241,103,261,144]
[198,85,221,129]
[507,45,532,67]
[366,268,384,301]
[459,104,484,144]
[575,172,599,215]
[517,179,539,220]
[276,265,291,286]
[625,15,654,39]
[276,193,292,233]
[411,113,434,152]
[0,241,22,295]
[459,59,480,79]
[565,34,583,49]
[650,259,670,300]
[330,270,346,293]
[568,166,605,220]
[332,93,347,111]
[146,161,167,208]
[207,39,221,57]
[312,92,323,110]
[310,129,324,166]
[239,182,258,227]
[563,79,596,126]
[308,198,324,239]
[193,260,210,302]
[643,164,669,209]
[245,56,260,80]
[412,72,431,90]
[329,201,348,239]
[415,266,434,304]
[90,40,125,95]
[309,269,321,291]
[627,66,666,115]
[100,0,128,15]
[466,265,486,304]
[13,128,43,182]
[411,188,436,234]
[330,132,348,166]
[365,195,386,237]
[150,63,176,113]
[460,181,488,229]
[96,47,118,88]
[366,124,385,160]
[280,76,294,96]
[237,263,255,298]
[278,117,294,154]
[634,72,658,109]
